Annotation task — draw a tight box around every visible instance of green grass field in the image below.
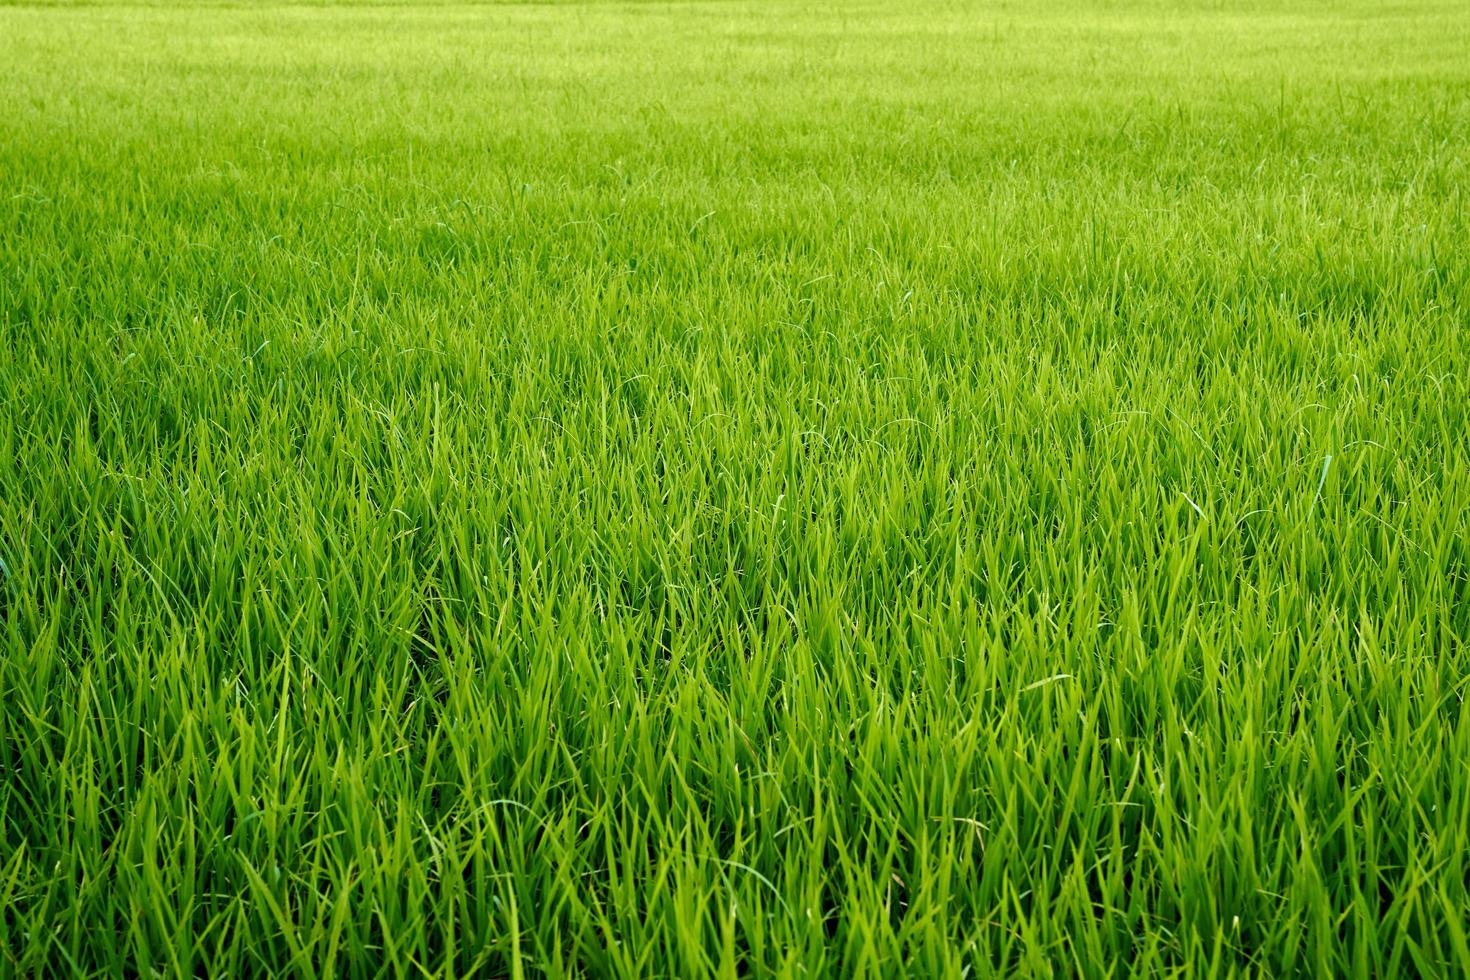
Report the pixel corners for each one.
[2,0,1469,975]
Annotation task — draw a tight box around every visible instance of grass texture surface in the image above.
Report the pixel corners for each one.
[2,0,1470,975]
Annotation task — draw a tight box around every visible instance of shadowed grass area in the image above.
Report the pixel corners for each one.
[2,0,1469,975]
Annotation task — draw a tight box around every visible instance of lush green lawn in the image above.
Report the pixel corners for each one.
[2,0,1469,975]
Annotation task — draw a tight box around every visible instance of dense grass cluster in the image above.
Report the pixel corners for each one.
[3,0,1469,975]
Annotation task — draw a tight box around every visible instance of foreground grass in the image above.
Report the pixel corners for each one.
[2,0,1469,975]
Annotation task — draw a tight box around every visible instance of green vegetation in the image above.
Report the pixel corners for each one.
[2,0,1469,975]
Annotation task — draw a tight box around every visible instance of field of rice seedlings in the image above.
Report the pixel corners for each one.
[2,0,1469,974]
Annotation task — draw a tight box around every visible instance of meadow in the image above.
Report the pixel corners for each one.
[2,0,1469,974]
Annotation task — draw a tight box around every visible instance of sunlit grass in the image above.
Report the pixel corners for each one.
[2,0,1469,975]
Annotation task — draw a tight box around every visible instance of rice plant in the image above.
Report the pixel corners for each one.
[2,0,1468,975]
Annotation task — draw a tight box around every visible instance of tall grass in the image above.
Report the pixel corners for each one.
[2,0,1469,974]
